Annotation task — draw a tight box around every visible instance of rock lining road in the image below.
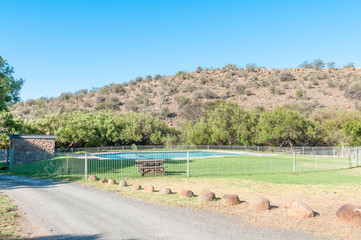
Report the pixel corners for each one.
[0,175,320,240]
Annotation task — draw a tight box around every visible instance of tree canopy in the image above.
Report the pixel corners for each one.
[0,56,24,111]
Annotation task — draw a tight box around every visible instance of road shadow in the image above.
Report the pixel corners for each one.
[31,234,102,240]
[0,174,70,191]
[32,235,143,240]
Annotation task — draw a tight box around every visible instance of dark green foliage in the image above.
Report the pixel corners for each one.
[33,111,176,147]
[0,56,24,111]
[154,74,162,80]
[182,101,257,145]
[145,75,153,81]
[135,77,143,83]
[344,121,361,146]
[257,108,322,147]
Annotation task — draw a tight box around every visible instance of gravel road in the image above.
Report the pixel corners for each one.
[0,175,320,240]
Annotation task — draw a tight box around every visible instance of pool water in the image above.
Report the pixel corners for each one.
[97,151,242,160]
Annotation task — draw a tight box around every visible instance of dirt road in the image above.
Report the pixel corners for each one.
[0,175,320,240]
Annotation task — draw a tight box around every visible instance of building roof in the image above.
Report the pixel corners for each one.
[7,134,57,140]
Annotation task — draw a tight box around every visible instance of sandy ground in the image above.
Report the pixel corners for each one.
[81,176,361,240]
[0,174,320,240]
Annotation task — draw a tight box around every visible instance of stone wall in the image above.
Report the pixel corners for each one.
[13,138,55,164]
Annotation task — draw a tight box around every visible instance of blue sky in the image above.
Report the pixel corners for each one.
[1,0,361,101]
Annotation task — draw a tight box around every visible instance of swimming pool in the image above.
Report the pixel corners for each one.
[96,151,242,160]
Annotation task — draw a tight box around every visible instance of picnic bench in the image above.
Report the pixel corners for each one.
[135,159,167,176]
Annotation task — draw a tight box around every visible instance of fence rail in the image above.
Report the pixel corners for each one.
[8,145,361,179]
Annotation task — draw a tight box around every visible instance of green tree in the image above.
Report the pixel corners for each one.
[257,108,322,147]
[0,56,24,110]
[181,101,257,145]
[344,121,361,146]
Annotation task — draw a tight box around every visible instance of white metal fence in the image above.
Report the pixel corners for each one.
[9,145,361,179]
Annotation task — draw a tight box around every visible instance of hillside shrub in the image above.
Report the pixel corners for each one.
[280,71,295,82]
[95,102,119,111]
[344,81,361,100]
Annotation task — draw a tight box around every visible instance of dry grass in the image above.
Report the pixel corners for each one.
[0,192,24,239]
[82,170,361,240]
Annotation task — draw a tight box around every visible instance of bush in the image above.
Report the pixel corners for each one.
[154,74,162,80]
[59,92,73,101]
[280,71,295,82]
[245,63,257,72]
[200,78,207,84]
[176,71,191,79]
[182,102,203,122]
[295,89,307,99]
[161,106,171,118]
[125,100,139,112]
[135,77,143,83]
[236,84,247,95]
[298,59,325,69]
[145,75,152,81]
[222,64,237,70]
[344,81,361,100]
[203,89,218,99]
[181,83,196,93]
[110,84,126,94]
[174,95,190,109]
[94,102,119,111]
[96,95,106,103]
[344,62,355,68]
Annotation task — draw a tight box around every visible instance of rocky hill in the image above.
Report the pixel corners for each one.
[10,65,361,128]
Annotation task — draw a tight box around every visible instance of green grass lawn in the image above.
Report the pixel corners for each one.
[3,150,358,184]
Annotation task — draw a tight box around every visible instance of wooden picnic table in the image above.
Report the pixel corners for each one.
[135,159,167,176]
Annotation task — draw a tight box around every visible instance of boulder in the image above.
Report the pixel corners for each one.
[133,185,141,191]
[144,185,154,192]
[88,175,98,181]
[248,197,270,211]
[198,189,215,201]
[119,179,127,187]
[159,187,172,194]
[108,178,117,185]
[99,178,108,183]
[179,190,194,198]
[286,201,314,218]
[221,194,240,206]
[336,204,361,226]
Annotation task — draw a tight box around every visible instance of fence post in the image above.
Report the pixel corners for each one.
[9,148,14,170]
[187,151,190,177]
[356,147,358,167]
[84,153,88,180]
[293,151,296,173]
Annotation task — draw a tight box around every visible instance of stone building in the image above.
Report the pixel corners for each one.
[7,134,57,164]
